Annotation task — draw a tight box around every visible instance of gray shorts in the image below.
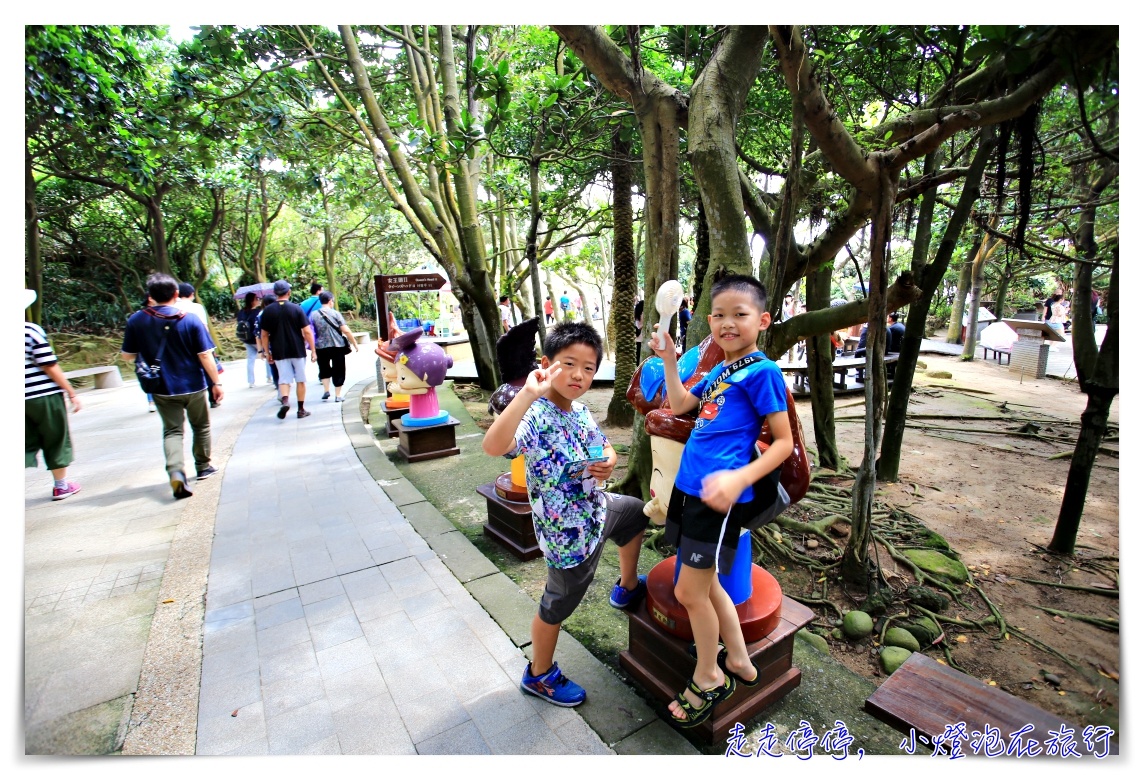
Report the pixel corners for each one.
[537,492,648,625]
[275,357,307,385]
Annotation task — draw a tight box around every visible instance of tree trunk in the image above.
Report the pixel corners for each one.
[804,259,840,469]
[25,153,42,325]
[946,258,973,344]
[961,229,999,360]
[146,194,171,275]
[321,186,340,303]
[843,168,896,586]
[880,130,995,481]
[525,149,545,342]
[689,201,710,350]
[994,267,1012,320]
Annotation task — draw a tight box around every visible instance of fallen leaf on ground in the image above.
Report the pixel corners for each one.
[1053,616,1066,624]
[956,635,968,643]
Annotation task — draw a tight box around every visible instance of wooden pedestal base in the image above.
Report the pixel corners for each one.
[394,415,460,462]
[476,482,541,561]
[384,406,409,438]
[620,589,813,745]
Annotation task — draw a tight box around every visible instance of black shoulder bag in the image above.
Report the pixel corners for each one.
[135,308,185,395]
[699,354,792,569]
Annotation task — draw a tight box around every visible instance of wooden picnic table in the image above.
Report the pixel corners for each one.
[777,354,899,393]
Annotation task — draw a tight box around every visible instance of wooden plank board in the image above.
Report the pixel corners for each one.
[865,652,1117,754]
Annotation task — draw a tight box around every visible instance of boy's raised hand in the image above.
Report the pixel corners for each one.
[648,325,676,361]
[523,364,561,397]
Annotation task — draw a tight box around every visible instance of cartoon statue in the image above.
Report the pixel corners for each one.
[374,340,410,409]
[374,311,409,409]
[488,318,541,500]
[391,327,453,426]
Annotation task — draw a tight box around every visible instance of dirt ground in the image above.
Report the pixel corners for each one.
[571,350,1120,735]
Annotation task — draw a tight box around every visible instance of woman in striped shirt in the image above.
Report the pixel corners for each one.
[24,289,82,500]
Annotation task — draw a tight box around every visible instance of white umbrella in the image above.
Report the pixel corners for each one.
[979,321,1018,350]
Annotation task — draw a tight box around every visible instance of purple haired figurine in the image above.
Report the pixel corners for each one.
[391,327,454,426]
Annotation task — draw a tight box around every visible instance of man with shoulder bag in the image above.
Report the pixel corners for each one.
[121,273,223,499]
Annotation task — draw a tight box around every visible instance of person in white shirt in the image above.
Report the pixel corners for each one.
[499,295,513,333]
[175,283,223,406]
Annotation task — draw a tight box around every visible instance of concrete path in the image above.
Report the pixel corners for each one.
[22,348,651,755]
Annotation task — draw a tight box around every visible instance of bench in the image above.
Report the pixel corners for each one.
[779,356,867,393]
[980,345,1012,365]
[854,353,899,386]
[865,652,1117,756]
[63,365,123,389]
[351,331,371,345]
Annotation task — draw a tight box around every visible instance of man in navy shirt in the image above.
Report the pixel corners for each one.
[122,273,223,499]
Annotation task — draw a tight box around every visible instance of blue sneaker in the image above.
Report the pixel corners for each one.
[609,574,648,610]
[520,661,586,707]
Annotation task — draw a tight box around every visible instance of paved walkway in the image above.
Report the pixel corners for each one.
[22,349,655,755]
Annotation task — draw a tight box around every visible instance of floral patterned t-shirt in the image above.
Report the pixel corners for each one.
[509,397,610,569]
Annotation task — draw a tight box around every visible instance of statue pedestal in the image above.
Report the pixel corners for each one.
[619,557,813,744]
[383,405,408,438]
[476,482,542,561]
[394,415,460,462]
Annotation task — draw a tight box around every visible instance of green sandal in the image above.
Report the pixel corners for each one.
[665,675,737,728]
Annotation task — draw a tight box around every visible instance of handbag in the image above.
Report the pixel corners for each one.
[134,308,185,395]
[317,309,352,354]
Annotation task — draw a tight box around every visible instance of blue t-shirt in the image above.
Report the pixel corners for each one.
[508,397,610,569]
[122,306,215,396]
[675,353,787,503]
[300,296,322,317]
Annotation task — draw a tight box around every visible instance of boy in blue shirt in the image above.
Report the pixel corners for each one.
[648,273,793,727]
[483,323,649,707]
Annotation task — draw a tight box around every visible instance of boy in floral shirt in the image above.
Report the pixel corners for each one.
[483,323,648,706]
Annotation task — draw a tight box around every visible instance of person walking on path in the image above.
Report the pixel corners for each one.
[254,292,279,387]
[121,273,223,499]
[236,292,267,388]
[499,295,513,333]
[310,290,358,402]
[176,282,224,407]
[300,281,324,318]
[25,289,83,500]
[482,322,649,707]
[260,279,316,419]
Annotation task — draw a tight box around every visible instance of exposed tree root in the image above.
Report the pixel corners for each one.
[1013,576,1119,598]
[1039,607,1118,632]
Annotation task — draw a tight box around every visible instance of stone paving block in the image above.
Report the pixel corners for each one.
[265,698,335,754]
[297,734,342,754]
[261,669,326,719]
[462,683,539,741]
[370,634,430,676]
[200,644,261,686]
[484,716,570,755]
[204,578,252,610]
[250,568,298,598]
[322,661,387,713]
[427,531,500,585]
[356,524,402,552]
[204,601,254,629]
[331,693,415,755]
[309,612,365,653]
[382,656,447,703]
[399,587,450,620]
[412,608,470,646]
[328,539,376,575]
[360,610,418,648]
[354,445,401,480]
[198,668,262,717]
[375,477,425,507]
[394,686,471,744]
[258,642,320,685]
[339,566,389,600]
[400,501,455,538]
[416,719,492,755]
[350,590,403,623]
[538,630,656,746]
[315,635,375,679]
[253,587,299,611]
[464,572,537,648]
[554,714,614,754]
[203,616,257,657]
[297,577,346,606]
[370,543,414,566]
[378,555,423,582]
[197,700,268,756]
[301,591,354,625]
[612,719,699,755]
[437,644,513,703]
[222,737,269,755]
[387,571,438,601]
[254,595,305,631]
